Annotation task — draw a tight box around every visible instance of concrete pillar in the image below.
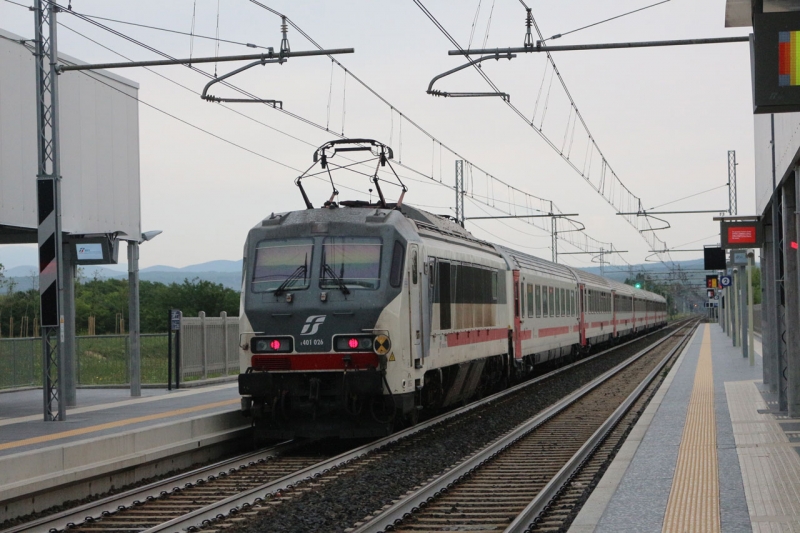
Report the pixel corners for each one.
[773,189,788,411]
[762,243,775,389]
[62,242,77,406]
[128,241,141,397]
[741,265,749,359]
[732,268,739,347]
[784,179,800,416]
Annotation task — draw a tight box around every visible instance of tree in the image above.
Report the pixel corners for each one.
[73,277,240,334]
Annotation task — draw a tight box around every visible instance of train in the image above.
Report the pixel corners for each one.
[236,139,668,439]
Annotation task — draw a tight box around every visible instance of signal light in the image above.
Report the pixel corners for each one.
[793,241,798,250]
[270,339,281,351]
[634,282,642,289]
[348,338,359,349]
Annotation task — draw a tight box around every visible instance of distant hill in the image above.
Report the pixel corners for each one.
[2,256,244,291]
[1,253,724,294]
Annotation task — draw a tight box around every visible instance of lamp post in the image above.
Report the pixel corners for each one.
[129,230,162,396]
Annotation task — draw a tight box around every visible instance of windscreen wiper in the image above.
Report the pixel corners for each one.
[274,264,307,296]
[322,263,351,295]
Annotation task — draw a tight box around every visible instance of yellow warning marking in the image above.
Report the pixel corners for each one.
[374,334,391,355]
[388,353,396,362]
[0,399,239,452]
[662,325,720,533]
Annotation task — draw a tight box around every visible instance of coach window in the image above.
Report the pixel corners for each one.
[527,283,534,317]
[566,290,571,316]
[556,287,563,317]
[438,261,451,330]
[542,286,549,316]
[535,285,542,318]
[560,288,565,316]
[411,250,418,285]
[548,287,555,317]
[491,271,498,301]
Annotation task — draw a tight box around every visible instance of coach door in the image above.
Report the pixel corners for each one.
[578,284,587,346]
[611,290,617,339]
[408,244,423,368]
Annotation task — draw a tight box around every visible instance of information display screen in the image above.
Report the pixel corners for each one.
[753,12,800,114]
[72,237,119,265]
[76,243,104,261]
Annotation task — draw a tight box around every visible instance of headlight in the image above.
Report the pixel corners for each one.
[251,336,293,353]
[333,335,374,352]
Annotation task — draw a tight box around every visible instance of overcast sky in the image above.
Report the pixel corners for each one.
[0,0,753,271]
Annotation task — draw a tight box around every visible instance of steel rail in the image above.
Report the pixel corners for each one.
[144,324,682,533]
[504,320,698,532]
[351,321,692,533]
[158,321,690,533]
[26,320,682,533]
[12,440,299,533]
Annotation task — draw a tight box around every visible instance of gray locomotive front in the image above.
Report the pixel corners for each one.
[238,207,419,439]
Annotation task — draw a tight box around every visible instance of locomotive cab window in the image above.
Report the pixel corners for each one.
[252,238,314,292]
[320,236,382,290]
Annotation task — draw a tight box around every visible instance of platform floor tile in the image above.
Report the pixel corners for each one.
[727,380,800,532]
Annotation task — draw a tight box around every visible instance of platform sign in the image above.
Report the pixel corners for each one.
[707,289,716,299]
[730,249,749,266]
[170,309,181,331]
[753,12,800,114]
[721,275,732,287]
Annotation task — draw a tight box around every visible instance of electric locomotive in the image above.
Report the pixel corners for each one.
[237,139,668,439]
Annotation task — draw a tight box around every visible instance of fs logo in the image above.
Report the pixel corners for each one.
[300,315,326,336]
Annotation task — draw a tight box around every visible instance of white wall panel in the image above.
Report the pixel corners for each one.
[0,28,140,240]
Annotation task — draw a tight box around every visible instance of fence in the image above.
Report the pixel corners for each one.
[0,312,240,390]
[179,312,239,381]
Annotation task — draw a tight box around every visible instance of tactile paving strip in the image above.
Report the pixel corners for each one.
[662,325,721,533]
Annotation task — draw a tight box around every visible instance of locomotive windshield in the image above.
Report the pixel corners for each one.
[320,237,382,290]
[252,238,313,292]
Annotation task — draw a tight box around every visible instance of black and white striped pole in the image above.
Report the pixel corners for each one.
[34,0,66,421]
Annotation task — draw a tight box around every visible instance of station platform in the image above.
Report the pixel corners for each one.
[570,322,797,533]
[0,383,248,518]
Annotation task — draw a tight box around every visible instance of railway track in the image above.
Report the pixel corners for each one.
[12,321,689,533]
[352,320,698,533]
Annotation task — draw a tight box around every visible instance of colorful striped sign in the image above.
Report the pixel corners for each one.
[779,31,800,86]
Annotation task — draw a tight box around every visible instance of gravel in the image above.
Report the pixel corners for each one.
[224,327,678,533]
